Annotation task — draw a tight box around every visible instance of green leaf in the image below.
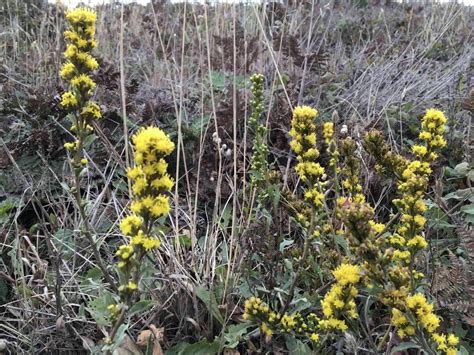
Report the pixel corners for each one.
[460,204,474,215]
[454,162,469,176]
[0,196,19,227]
[83,134,97,148]
[195,287,224,325]
[279,239,294,252]
[390,342,421,353]
[444,189,474,203]
[176,234,192,249]
[86,290,116,326]
[468,169,474,183]
[128,300,155,318]
[223,323,252,348]
[285,336,311,354]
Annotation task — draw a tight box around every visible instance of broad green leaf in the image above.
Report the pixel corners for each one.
[460,204,474,215]
[444,189,474,203]
[195,286,224,325]
[86,290,115,326]
[454,162,469,176]
[223,323,252,348]
[128,300,155,318]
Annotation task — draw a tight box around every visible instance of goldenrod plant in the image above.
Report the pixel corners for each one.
[105,126,174,349]
[241,107,459,354]
[60,7,116,289]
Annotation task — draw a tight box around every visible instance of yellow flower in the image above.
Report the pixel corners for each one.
[81,101,101,119]
[333,263,360,286]
[141,237,161,251]
[260,322,272,337]
[132,126,175,158]
[60,91,78,108]
[406,235,428,250]
[369,220,385,234]
[447,334,459,346]
[149,195,170,217]
[75,52,99,70]
[60,62,76,79]
[119,215,143,236]
[412,144,427,157]
[118,281,136,293]
[151,175,174,191]
[64,142,75,150]
[292,106,318,120]
[413,215,426,227]
[71,74,96,93]
[132,177,147,195]
[116,245,134,260]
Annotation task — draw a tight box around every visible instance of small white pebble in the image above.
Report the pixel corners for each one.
[340,125,348,135]
[210,176,215,182]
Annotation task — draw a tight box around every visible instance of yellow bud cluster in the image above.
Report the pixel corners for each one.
[339,138,365,203]
[322,122,334,145]
[242,297,321,343]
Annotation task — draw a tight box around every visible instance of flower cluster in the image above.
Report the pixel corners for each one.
[322,122,334,146]
[392,293,458,355]
[289,106,326,209]
[338,138,364,203]
[319,263,360,331]
[363,130,408,177]
[416,108,447,161]
[60,7,101,167]
[242,297,320,343]
[113,126,174,300]
[248,74,269,190]
[389,109,447,268]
